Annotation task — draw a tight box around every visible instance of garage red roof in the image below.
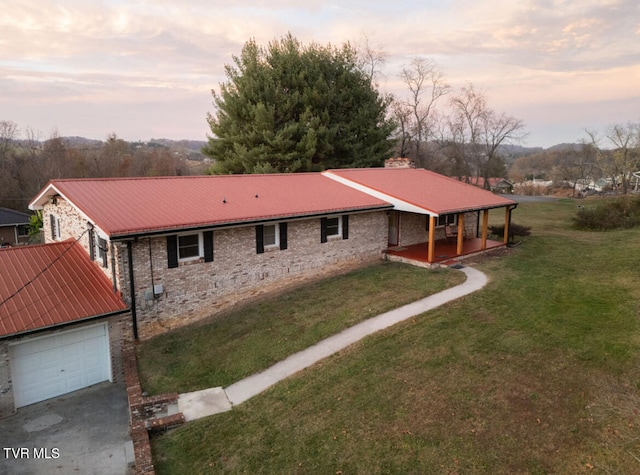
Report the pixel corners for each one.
[0,240,127,338]
[324,168,516,215]
[30,174,391,238]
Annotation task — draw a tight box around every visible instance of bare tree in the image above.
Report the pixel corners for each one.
[480,109,527,185]
[356,34,387,88]
[606,122,640,194]
[0,120,18,174]
[389,98,413,159]
[14,127,47,206]
[41,133,71,179]
[585,124,640,194]
[447,84,526,186]
[398,57,450,167]
[550,147,599,197]
[447,84,487,182]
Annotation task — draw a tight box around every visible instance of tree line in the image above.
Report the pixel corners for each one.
[509,122,640,196]
[0,125,207,212]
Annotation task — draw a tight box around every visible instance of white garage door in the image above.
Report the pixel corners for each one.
[10,323,111,408]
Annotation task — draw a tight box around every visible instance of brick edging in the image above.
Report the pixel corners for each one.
[123,341,155,474]
[123,341,186,474]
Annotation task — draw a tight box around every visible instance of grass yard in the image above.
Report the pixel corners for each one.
[137,262,464,394]
[146,198,640,474]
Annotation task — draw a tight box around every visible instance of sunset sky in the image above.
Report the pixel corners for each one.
[1,0,638,148]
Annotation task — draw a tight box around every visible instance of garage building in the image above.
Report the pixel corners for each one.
[0,240,129,417]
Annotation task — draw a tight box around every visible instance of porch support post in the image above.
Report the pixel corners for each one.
[481,209,489,250]
[504,207,510,244]
[427,215,435,262]
[456,213,464,255]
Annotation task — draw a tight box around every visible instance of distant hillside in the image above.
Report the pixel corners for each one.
[14,136,579,164]
[60,136,104,147]
[149,138,208,152]
[498,144,544,156]
[545,143,586,152]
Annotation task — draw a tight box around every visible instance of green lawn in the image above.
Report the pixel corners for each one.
[146,198,640,474]
[137,262,464,394]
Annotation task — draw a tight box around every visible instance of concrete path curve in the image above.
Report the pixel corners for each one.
[178,265,488,421]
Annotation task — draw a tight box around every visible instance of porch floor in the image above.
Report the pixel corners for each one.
[386,238,505,265]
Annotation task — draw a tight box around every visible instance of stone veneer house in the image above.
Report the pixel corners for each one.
[26,165,518,340]
[0,163,516,415]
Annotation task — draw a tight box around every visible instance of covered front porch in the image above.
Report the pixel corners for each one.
[386,204,517,266]
[386,237,505,265]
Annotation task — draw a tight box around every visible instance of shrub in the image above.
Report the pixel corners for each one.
[488,222,532,243]
[572,196,640,231]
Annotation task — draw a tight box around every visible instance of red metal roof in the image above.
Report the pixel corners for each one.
[324,168,516,215]
[30,174,391,238]
[0,240,127,338]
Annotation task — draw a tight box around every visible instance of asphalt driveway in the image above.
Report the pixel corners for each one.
[0,382,132,475]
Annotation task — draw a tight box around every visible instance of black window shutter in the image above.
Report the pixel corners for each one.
[88,230,95,260]
[320,217,328,243]
[279,222,288,250]
[50,214,55,240]
[167,235,178,268]
[342,215,349,240]
[256,225,264,254]
[203,231,214,262]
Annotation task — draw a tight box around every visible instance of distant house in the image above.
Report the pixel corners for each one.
[0,241,128,417]
[28,165,516,342]
[459,177,514,194]
[0,207,31,247]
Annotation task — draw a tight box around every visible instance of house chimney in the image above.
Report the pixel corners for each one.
[384,157,415,168]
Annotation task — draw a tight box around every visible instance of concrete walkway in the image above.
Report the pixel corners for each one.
[178,265,488,421]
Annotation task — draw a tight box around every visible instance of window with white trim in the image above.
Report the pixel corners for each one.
[167,231,213,268]
[321,215,349,243]
[256,223,287,254]
[325,217,341,238]
[178,233,203,261]
[263,224,279,248]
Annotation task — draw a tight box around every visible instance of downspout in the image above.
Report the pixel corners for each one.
[127,241,139,340]
[110,241,117,293]
[148,238,155,294]
[506,204,519,245]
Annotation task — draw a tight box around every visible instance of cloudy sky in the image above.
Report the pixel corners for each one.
[1,0,638,148]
